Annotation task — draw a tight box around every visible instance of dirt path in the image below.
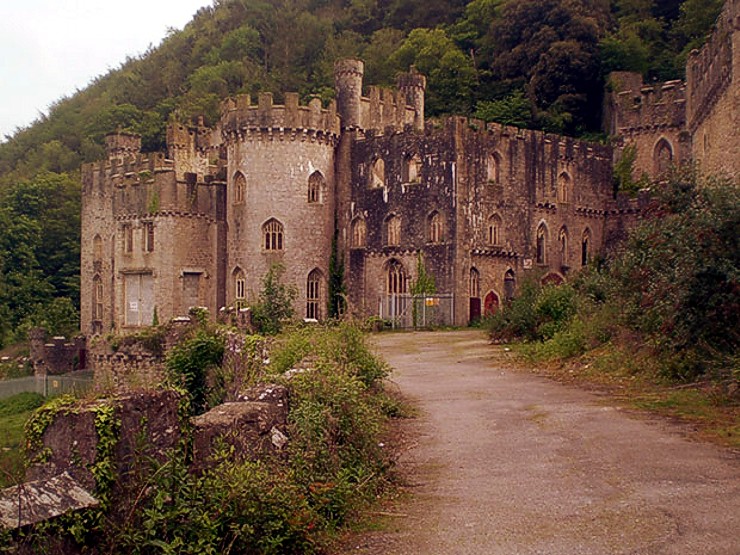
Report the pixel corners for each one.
[344,330,740,555]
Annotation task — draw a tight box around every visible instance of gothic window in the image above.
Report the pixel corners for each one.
[92,275,103,322]
[263,219,284,251]
[654,138,673,175]
[370,158,385,189]
[306,269,322,320]
[308,171,324,204]
[487,214,502,246]
[144,222,155,253]
[182,272,201,310]
[403,154,421,183]
[504,269,516,301]
[559,227,569,267]
[386,215,401,247]
[234,171,246,204]
[557,172,570,204]
[93,234,103,262]
[386,259,408,294]
[469,268,480,298]
[487,152,502,183]
[351,217,366,248]
[123,224,133,254]
[428,211,444,243]
[581,228,591,267]
[536,223,548,265]
[234,268,246,309]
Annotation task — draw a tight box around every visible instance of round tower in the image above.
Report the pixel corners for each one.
[397,66,427,131]
[334,59,365,129]
[220,92,341,320]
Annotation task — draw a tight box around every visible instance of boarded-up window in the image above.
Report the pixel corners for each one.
[429,211,443,243]
[308,171,324,203]
[144,222,155,252]
[386,215,401,247]
[351,218,366,248]
[125,273,154,327]
[387,260,407,294]
[93,235,103,262]
[488,214,502,246]
[92,275,103,322]
[182,272,201,310]
[370,159,385,188]
[123,224,133,253]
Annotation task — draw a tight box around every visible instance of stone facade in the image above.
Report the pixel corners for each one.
[606,0,739,182]
[80,0,739,332]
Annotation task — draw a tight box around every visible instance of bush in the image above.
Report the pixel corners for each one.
[252,264,297,335]
[166,329,225,414]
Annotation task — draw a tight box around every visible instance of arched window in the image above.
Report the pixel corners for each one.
[308,171,324,204]
[428,211,444,243]
[386,259,407,294]
[92,275,103,322]
[581,228,591,267]
[557,172,570,204]
[93,234,103,262]
[559,227,569,267]
[386,215,401,247]
[654,138,673,175]
[536,223,548,265]
[263,219,284,251]
[306,269,322,320]
[469,268,480,298]
[234,268,246,309]
[488,214,502,246]
[234,171,246,204]
[487,152,502,183]
[504,269,516,301]
[370,158,385,188]
[351,217,366,248]
[403,154,421,183]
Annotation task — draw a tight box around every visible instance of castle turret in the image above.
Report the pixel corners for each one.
[334,59,365,129]
[397,66,426,131]
[105,131,141,161]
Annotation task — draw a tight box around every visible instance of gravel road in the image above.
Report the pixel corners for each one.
[342,330,740,555]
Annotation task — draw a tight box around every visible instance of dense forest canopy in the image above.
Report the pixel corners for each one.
[0,0,724,345]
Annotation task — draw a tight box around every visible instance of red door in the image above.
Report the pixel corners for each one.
[484,292,499,316]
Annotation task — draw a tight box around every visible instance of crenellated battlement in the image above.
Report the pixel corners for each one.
[606,72,686,136]
[219,92,341,142]
[686,0,738,132]
[357,86,419,134]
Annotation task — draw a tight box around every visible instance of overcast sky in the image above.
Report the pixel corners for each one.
[0,1,213,140]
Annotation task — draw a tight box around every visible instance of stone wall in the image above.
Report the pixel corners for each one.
[686,0,740,179]
[605,72,691,181]
[28,328,87,376]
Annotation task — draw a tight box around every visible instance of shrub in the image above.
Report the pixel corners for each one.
[166,329,225,414]
[252,264,297,335]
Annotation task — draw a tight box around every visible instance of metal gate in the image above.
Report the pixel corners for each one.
[379,294,454,329]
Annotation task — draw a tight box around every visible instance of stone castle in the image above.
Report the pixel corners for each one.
[80,0,739,333]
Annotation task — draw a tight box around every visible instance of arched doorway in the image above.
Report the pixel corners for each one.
[484,291,500,316]
[541,272,564,286]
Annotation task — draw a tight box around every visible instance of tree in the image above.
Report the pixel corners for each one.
[252,264,297,335]
[474,90,532,127]
[390,28,477,115]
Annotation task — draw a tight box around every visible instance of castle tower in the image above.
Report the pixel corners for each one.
[219,90,341,320]
[334,59,364,129]
[397,66,426,131]
[105,132,141,162]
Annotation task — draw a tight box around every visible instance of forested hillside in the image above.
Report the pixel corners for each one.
[0,0,724,345]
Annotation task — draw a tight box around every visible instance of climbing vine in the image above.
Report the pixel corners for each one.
[24,395,77,461]
[91,403,120,508]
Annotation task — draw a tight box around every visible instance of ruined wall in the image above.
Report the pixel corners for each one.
[26,390,182,493]
[221,93,340,320]
[687,0,740,179]
[29,329,87,376]
[605,72,691,181]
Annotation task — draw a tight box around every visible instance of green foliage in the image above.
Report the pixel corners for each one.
[474,90,532,128]
[270,323,389,389]
[252,264,297,335]
[609,171,739,380]
[166,329,225,415]
[91,403,121,508]
[328,232,346,319]
[410,252,436,296]
[0,393,45,488]
[612,143,649,195]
